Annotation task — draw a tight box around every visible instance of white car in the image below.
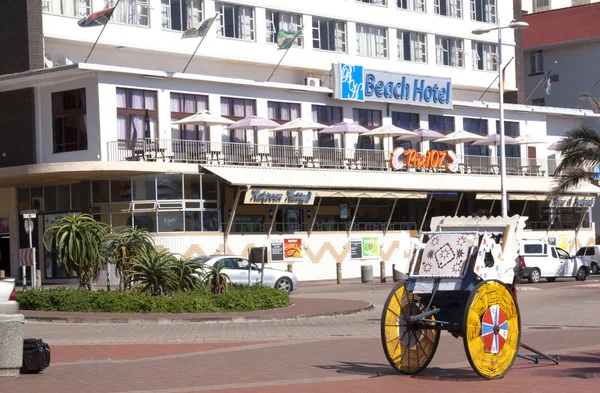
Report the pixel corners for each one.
[0,278,19,314]
[575,246,600,274]
[193,255,299,292]
[519,241,589,283]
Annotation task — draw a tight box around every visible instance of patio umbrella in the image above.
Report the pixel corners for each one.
[270,118,327,132]
[433,130,486,156]
[471,133,520,147]
[172,110,236,126]
[396,128,446,152]
[515,134,546,161]
[229,116,281,150]
[318,122,370,149]
[360,124,416,152]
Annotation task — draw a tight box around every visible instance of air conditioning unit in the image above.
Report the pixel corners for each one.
[305,77,321,87]
[31,197,44,211]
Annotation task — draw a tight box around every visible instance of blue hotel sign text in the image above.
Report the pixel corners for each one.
[333,63,453,109]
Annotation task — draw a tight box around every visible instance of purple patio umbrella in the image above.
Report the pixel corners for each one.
[228,116,280,145]
[396,128,446,152]
[471,134,520,147]
[318,122,370,149]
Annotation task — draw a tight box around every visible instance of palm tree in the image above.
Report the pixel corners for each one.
[127,249,179,296]
[44,213,109,290]
[552,93,600,195]
[206,264,230,294]
[105,226,154,292]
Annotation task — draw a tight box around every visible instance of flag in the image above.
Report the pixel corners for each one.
[544,70,552,95]
[276,29,301,50]
[181,16,217,39]
[78,7,115,27]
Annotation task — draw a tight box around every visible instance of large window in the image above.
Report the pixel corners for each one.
[392,111,419,149]
[170,93,209,141]
[161,0,203,31]
[435,36,464,67]
[470,0,496,23]
[112,0,149,26]
[356,24,388,58]
[434,0,462,18]
[429,115,455,151]
[312,105,342,147]
[358,0,387,5]
[530,50,543,74]
[268,101,300,145]
[52,88,88,153]
[116,88,158,141]
[312,17,346,52]
[42,0,91,17]
[472,41,497,71]
[496,121,520,158]
[216,2,254,41]
[220,97,256,142]
[397,30,427,63]
[397,0,425,12]
[463,118,488,155]
[266,10,302,47]
[354,109,382,149]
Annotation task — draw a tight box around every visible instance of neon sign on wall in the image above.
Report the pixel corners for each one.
[389,147,459,172]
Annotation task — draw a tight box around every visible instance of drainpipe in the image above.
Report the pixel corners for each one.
[418,193,434,233]
[383,198,398,236]
[308,197,322,237]
[347,198,362,235]
[224,186,244,254]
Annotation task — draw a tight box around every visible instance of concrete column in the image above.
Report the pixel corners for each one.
[0,314,24,377]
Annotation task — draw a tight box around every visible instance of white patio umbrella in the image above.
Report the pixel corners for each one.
[396,128,446,152]
[433,130,486,156]
[318,122,370,149]
[471,133,520,148]
[270,118,327,148]
[359,124,416,152]
[515,134,546,158]
[172,110,236,126]
[228,116,281,145]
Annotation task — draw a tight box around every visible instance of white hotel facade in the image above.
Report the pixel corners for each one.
[0,0,598,284]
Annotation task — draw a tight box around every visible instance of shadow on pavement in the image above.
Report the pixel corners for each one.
[314,361,397,378]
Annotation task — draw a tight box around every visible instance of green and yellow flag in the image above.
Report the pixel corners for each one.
[276,29,301,50]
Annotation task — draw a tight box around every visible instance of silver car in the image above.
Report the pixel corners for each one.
[194,255,299,292]
[0,278,19,314]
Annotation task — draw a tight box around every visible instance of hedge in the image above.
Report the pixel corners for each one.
[16,285,291,313]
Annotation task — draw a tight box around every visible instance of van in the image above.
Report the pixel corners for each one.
[518,240,589,283]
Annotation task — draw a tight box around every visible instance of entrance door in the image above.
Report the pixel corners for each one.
[528,146,537,175]
[0,235,10,277]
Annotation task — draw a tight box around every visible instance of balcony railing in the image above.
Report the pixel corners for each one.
[223,221,418,233]
[107,138,557,176]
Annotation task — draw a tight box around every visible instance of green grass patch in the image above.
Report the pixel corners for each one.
[16,285,291,313]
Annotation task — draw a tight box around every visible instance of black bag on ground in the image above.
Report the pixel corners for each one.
[20,338,51,374]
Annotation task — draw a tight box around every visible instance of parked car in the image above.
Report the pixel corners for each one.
[193,255,299,292]
[575,246,600,274]
[0,278,19,314]
[518,241,589,283]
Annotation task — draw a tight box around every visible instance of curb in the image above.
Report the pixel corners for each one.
[22,303,374,325]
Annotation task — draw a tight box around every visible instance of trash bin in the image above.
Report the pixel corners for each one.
[0,314,24,377]
[361,265,373,283]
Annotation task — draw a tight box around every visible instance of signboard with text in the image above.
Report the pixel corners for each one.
[350,237,380,260]
[244,188,315,205]
[549,196,595,208]
[270,238,303,262]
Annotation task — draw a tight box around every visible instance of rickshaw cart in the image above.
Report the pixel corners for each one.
[381,215,528,379]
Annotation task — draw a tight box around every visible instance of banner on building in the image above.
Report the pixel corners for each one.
[271,238,303,262]
[349,237,380,259]
[549,196,595,208]
[244,188,315,205]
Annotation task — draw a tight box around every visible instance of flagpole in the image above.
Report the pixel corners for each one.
[524,61,557,104]
[182,13,218,73]
[84,0,121,63]
[266,26,303,83]
[477,56,513,101]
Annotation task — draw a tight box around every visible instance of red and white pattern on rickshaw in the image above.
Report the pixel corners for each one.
[481,305,509,354]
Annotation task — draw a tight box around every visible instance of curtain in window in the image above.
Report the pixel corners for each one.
[170,93,180,112]
[335,22,345,52]
[131,90,144,109]
[220,98,230,116]
[233,99,244,117]
[312,106,318,122]
[290,104,299,119]
[117,115,127,140]
[197,97,208,111]
[131,116,144,140]
[145,92,157,110]
[244,101,254,117]
[116,88,127,108]
[267,102,276,119]
[184,94,195,113]
[242,7,253,40]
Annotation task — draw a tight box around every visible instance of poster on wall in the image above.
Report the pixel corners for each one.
[350,237,380,259]
[270,238,303,262]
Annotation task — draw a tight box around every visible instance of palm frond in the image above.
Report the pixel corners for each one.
[580,92,600,113]
[551,167,591,196]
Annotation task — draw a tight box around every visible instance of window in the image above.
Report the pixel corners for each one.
[356,24,388,58]
[170,93,209,141]
[524,244,543,254]
[42,0,91,17]
[268,101,300,145]
[266,10,302,47]
[535,0,550,11]
[496,121,520,158]
[52,88,88,153]
[463,118,488,155]
[216,2,254,41]
[530,50,543,74]
[585,247,595,256]
[435,36,464,67]
[470,0,496,23]
[472,41,497,71]
[397,0,425,12]
[312,17,346,52]
[531,98,545,106]
[112,0,149,26]
[312,105,342,147]
[392,111,419,149]
[353,109,382,149]
[161,0,203,31]
[220,97,256,142]
[116,88,158,141]
[435,0,462,18]
[429,115,455,151]
[397,30,427,62]
[358,0,387,5]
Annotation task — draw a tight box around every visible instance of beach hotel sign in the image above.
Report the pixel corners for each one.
[332,63,452,109]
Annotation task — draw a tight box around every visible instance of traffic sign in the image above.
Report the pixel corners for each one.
[19,248,35,267]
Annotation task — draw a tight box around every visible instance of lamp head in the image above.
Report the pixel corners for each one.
[268,209,274,218]
[472,27,494,35]
[508,21,529,30]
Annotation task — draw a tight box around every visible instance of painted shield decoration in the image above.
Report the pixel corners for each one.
[481,305,509,354]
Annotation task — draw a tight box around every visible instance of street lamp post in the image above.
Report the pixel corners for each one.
[473,19,529,218]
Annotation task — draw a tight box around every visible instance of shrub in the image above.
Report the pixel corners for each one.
[16,285,290,313]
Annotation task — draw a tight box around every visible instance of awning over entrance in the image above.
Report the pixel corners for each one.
[202,165,600,195]
[476,193,502,200]
[314,190,427,199]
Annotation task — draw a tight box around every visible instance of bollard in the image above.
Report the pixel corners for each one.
[380,261,386,283]
[36,270,41,289]
[392,264,400,282]
[0,270,5,279]
[287,263,293,273]
[336,262,342,284]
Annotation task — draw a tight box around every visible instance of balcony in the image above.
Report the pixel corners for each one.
[107,139,557,177]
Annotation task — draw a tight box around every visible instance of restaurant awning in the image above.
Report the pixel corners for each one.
[314,190,427,199]
[476,193,502,200]
[509,194,548,201]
